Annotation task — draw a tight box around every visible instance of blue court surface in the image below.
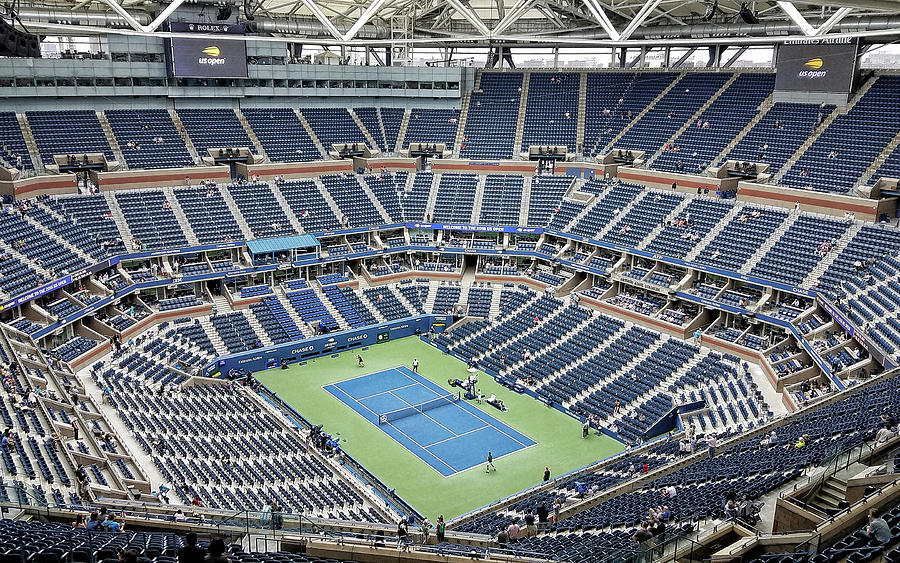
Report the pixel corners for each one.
[324,366,536,476]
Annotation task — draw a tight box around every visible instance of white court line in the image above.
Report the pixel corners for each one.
[355,382,419,402]
[454,401,534,448]
[324,382,458,476]
[423,424,490,448]
[388,389,459,437]
[327,365,533,477]
[327,366,406,387]
[395,366,535,450]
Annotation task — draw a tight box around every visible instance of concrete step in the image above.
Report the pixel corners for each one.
[235,108,267,160]
[162,186,200,246]
[168,109,200,161]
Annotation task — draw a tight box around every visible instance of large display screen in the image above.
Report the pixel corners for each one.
[166,23,248,79]
[775,38,858,94]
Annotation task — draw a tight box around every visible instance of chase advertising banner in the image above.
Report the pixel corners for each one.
[166,23,248,79]
[775,38,858,94]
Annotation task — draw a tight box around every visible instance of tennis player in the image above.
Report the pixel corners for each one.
[485,451,495,473]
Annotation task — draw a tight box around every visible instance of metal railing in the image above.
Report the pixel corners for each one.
[778,438,879,513]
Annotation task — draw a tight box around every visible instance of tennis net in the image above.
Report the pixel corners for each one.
[378,393,459,424]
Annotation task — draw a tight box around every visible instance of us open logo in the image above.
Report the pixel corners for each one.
[198,45,227,66]
[798,57,826,78]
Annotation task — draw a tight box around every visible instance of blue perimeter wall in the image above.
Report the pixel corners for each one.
[205,314,452,376]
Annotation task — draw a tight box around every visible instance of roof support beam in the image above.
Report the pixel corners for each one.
[492,0,536,35]
[583,0,620,40]
[445,0,491,37]
[99,0,185,33]
[301,0,345,41]
[777,2,853,36]
[618,0,663,41]
[814,7,853,35]
[776,2,816,35]
[342,0,386,41]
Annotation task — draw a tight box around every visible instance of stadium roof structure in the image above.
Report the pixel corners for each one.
[11,0,900,50]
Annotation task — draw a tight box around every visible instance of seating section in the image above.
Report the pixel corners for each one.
[115,191,189,250]
[402,171,432,221]
[782,76,900,193]
[226,182,293,239]
[478,175,524,226]
[242,108,320,162]
[286,289,339,332]
[176,109,255,157]
[529,176,573,226]
[644,198,732,259]
[694,207,788,271]
[583,72,677,157]
[380,108,404,152]
[722,102,834,175]
[299,108,368,149]
[174,186,244,244]
[0,213,89,278]
[616,73,732,155]
[353,107,387,151]
[54,336,98,362]
[321,284,373,327]
[653,73,775,174]
[521,73,580,152]
[0,112,33,169]
[363,286,413,320]
[320,175,384,227]
[363,173,404,223]
[248,295,304,345]
[46,195,126,255]
[818,225,900,291]
[27,110,114,165]
[569,181,644,239]
[92,361,382,520]
[433,173,478,223]
[601,192,683,247]
[460,73,522,160]
[871,141,900,185]
[403,109,459,150]
[105,109,193,169]
[750,215,850,285]
[277,179,341,233]
[431,285,461,315]
[209,312,260,353]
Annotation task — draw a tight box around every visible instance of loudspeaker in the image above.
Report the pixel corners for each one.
[701,0,717,22]
[0,17,41,58]
[739,3,759,24]
[216,4,233,20]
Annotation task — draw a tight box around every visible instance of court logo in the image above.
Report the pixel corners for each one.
[798,57,826,78]
[804,58,823,69]
[198,45,227,66]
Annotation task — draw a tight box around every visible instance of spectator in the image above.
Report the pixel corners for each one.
[119,550,138,563]
[204,539,229,563]
[178,535,206,563]
[866,509,891,545]
[536,502,549,529]
[85,511,100,531]
[875,423,895,443]
[102,514,122,532]
[506,518,520,542]
[631,521,653,545]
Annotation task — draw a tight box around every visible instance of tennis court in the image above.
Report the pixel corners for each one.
[324,366,536,477]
